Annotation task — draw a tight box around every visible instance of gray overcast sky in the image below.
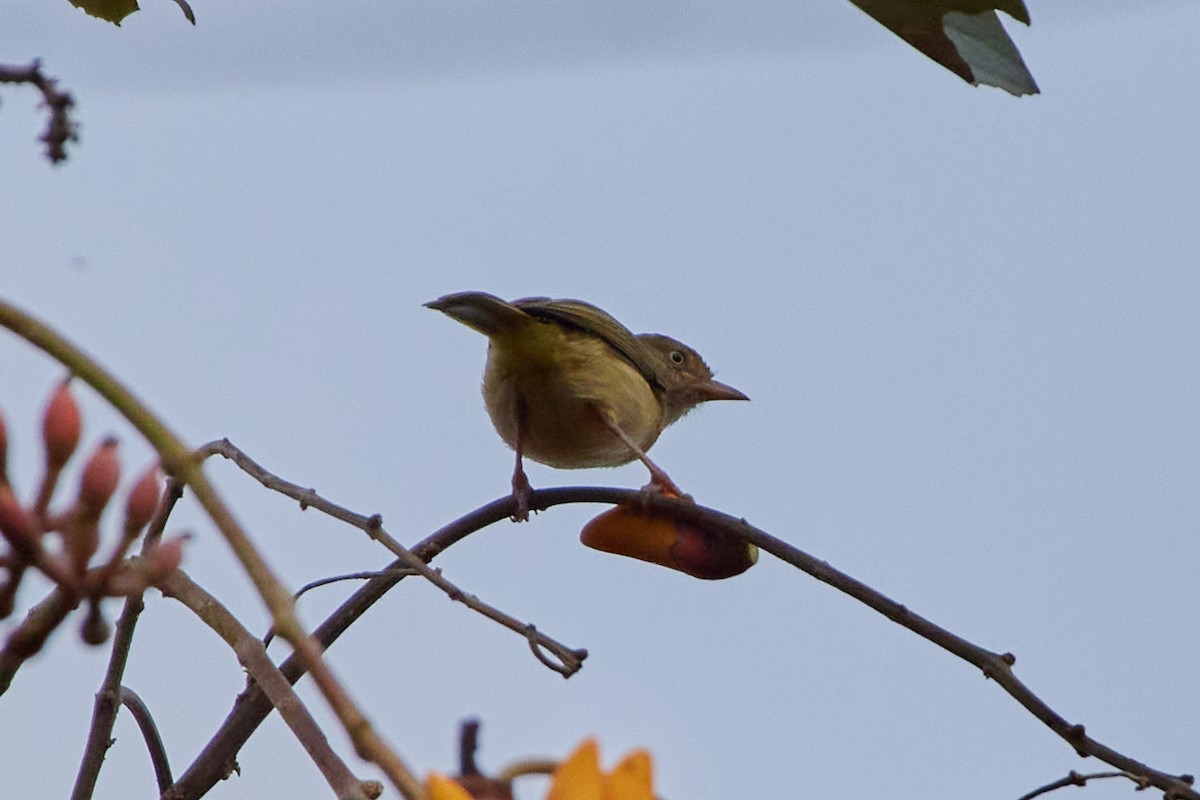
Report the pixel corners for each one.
[2,2,1199,799]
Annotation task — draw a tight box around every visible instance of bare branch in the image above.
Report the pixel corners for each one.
[0,60,78,163]
[1016,770,1145,800]
[0,585,77,695]
[171,487,1198,800]
[71,479,184,800]
[159,568,377,800]
[119,686,174,792]
[200,438,587,676]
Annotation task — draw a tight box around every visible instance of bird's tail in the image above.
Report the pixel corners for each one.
[424,291,531,336]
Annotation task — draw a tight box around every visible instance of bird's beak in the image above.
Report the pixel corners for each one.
[695,379,749,402]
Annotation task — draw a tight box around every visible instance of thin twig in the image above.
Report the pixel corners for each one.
[263,570,419,648]
[171,487,1198,800]
[71,479,184,800]
[1016,770,1143,800]
[0,60,78,163]
[200,438,587,676]
[0,584,77,694]
[118,686,174,792]
[159,568,376,800]
[198,438,424,558]
[0,298,424,800]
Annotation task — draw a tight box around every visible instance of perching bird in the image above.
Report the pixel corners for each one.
[425,291,748,520]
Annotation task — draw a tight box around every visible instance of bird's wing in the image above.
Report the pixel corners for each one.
[513,297,661,387]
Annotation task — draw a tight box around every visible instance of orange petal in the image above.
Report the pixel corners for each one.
[547,738,604,800]
[426,773,475,800]
[581,504,757,580]
[603,749,653,800]
[581,506,679,567]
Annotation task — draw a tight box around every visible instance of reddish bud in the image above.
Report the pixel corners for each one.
[0,483,39,558]
[0,408,9,481]
[0,567,21,619]
[146,533,188,582]
[66,520,100,578]
[43,380,81,470]
[80,600,110,645]
[124,464,161,536]
[79,438,120,520]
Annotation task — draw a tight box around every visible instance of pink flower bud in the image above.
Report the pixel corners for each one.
[124,464,161,535]
[0,408,9,481]
[67,520,100,578]
[0,483,38,558]
[43,380,81,471]
[146,533,188,582]
[79,438,120,520]
[80,601,110,645]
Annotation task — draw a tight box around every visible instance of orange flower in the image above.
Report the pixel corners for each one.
[426,772,476,800]
[426,739,654,800]
[547,739,652,800]
[581,503,757,580]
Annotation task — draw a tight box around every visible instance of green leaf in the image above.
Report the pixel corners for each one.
[68,0,140,25]
[943,10,1038,95]
[848,0,1038,95]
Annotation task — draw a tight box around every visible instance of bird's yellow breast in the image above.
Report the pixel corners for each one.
[482,322,663,468]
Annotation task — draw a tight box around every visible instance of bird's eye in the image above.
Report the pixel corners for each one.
[669,350,685,365]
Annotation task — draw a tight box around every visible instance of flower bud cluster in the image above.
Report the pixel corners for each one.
[0,379,184,656]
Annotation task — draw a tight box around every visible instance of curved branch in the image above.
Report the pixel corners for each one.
[172,487,1197,800]
[118,687,174,792]
[1017,770,1143,800]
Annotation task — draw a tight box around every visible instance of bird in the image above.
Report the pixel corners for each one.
[425,291,748,520]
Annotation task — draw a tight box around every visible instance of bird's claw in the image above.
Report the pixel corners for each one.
[511,468,533,522]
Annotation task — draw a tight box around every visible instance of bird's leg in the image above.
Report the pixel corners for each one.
[596,410,686,498]
[510,399,532,522]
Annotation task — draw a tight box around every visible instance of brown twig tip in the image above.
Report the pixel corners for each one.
[367,514,383,531]
[459,718,482,775]
[1069,724,1087,739]
[1001,652,1016,666]
[1182,775,1196,785]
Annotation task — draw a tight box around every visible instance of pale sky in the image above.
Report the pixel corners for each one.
[2,2,1198,799]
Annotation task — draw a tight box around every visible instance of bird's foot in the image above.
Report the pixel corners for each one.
[637,473,693,507]
[511,468,533,522]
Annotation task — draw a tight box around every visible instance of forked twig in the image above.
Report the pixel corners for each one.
[159,568,378,800]
[201,438,587,676]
